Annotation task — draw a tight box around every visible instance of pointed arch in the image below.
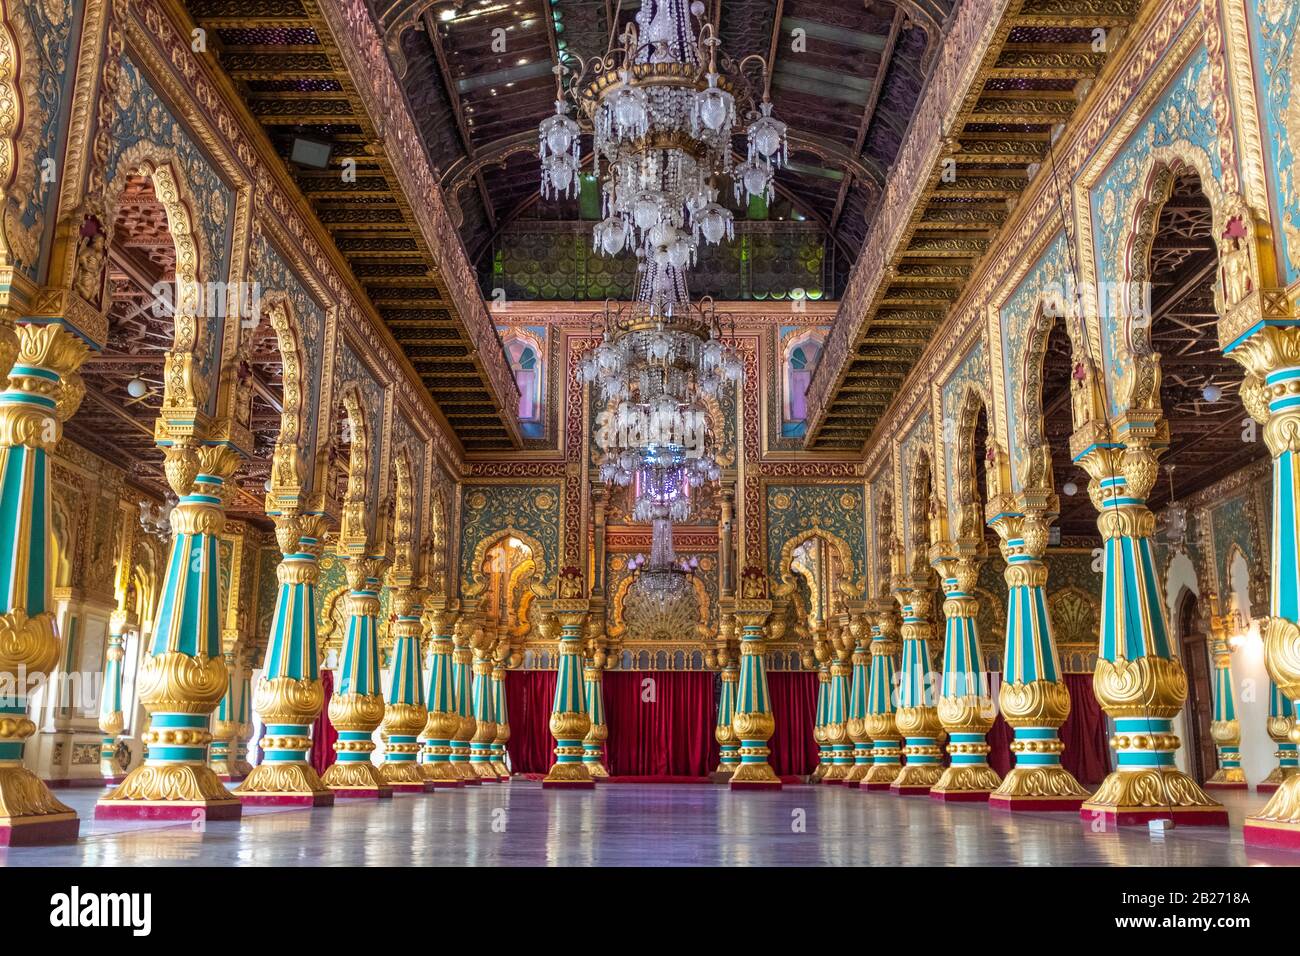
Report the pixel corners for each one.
[953,382,993,541]
[260,292,312,506]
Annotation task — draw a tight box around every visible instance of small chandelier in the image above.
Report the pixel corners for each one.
[538,0,785,288]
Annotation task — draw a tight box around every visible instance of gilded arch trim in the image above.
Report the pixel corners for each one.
[772,527,859,600]
[462,527,549,599]
[261,292,311,505]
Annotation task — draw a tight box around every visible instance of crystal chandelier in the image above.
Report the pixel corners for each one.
[623,519,699,640]
[138,497,174,540]
[582,294,742,523]
[538,0,786,289]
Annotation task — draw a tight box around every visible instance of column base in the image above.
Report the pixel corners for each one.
[387,781,430,794]
[931,764,1001,800]
[97,762,242,819]
[1243,775,1300,850]
[709,770,737,784]
[0,812,80,846]
[380,762,428,791]
[730,779,782,791]
[426,779,464,789]
[322,761,394,798]
[234,761,334,806]
[989,765,1090,812]
[542,779,596,789]
[890,764,942,795]
[95,798,242,821]
[1204,780,1250,790]
[491,760,511,779]
[1082,768,1223,824]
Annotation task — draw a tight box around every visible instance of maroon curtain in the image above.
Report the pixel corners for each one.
[604,672,717,776]
[987,711,1014,777]
[1061,672,1111,786]
[310,668,337,776]
[504,670,558,774]
[767,672,819,777]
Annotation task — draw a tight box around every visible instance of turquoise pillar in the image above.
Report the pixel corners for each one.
[469,651,499,781]
[582,659,609,778]
[98,617,127,783]
[491,663,511,779]
[322,558,390,797]
[450,619,479,784]
[379,591,428,792]
[986,510,1087,813]
[543,607,593,787]
[714,662,740,775]
[863,603,902,790]
[236,516,332,805]
[419,610,462,787]
[729,606,780,788]
[890,583,942,795]
[845,617,872,786]
[1073,442,1223,823]
[812,662,830,781]
[825,653,853,783]
[1262,680,1298,793]
[98,443,242,821]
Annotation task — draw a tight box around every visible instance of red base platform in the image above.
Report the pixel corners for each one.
[729,780,783,791]
[1244,820,1300,851]
[1081,805,1229,828]
[1204,781,1249,791]
[0,814,80,846]
[931,789,992,803]
[331,788,394,799]
[388,782,429,794]
[426,780,464,789]
[541,780,597,789]
[237,792,335,807]
[862,780,896,792]
[890,784,934,797]
[95,801,242,821]
[989,795,1085,813]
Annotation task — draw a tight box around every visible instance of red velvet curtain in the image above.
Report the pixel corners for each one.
[1061,672,1111,786]
[504,670,558,774]
[603,672,717,776]
[310,668,337,776]
[767,672,819,777]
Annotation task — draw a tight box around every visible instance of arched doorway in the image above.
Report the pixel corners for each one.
[1177,590,1216,786]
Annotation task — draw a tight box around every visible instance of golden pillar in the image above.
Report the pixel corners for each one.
[890,575,943,795]
[97,442,243,821]
[844,613,873,787]
[863,598,903,790]
[710,611,740,779]
[0,324,85,844]
[730,597,781,789]
[450,616,480,783]
[543,602,594,787]
[379,587,430,792]
[1073,435,1223,824]
[986,506,1089,812]
[419,607,463,788]
[930,547,1000,800]
[490,658,512,780]
[811,654,831,783]
[321,555,391,798]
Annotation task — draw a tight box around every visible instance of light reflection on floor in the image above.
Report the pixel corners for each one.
[2,782,1296,866]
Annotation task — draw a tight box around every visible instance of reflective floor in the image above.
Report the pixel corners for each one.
[3,782,1296,866]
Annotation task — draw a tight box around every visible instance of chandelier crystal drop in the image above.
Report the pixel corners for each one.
[623,519,699,640]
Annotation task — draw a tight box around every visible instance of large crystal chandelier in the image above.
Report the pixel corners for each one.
[582,294,742,523]
[538,0,786,291]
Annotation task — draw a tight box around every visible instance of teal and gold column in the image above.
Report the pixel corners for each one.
[1072,437,1224,824]
[823,633,853,784]
[98,613,128,785]
[930,548,1000,801]
[491,660,511,780]
[544,604,594,788]
[811,657,831,782]
[715,658,741,778]
[450,617,480,785]
[321,555,391,798]
[1234,324,1300,848]
[380,588,429,793]
[1261,680,1298,794]
[469,625,499,782]
[844,614,873,787]
[98,442,243,821]
[235,515,332,805]
[863,599,902,791]
[210,649,241,780]
[582,657,610,778]
[0,324,84,843]
[231,663,253,779]
[1207,620,1246,790]
[985,506,1089,813]
[890,577,943,796]
[730,599,781,789]
[419,608,462,788]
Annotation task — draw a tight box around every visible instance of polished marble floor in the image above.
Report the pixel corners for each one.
[3,782,1296,866]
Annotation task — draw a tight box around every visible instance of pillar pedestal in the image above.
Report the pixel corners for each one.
[729,600,781,790]
[890,579,942,796]
[862,600,901,791]
[543,605,595,788]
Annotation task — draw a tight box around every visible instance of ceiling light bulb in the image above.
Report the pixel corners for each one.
[127,378,148,399]
[1063,481,1078,496]
[1202,383,1223,402]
